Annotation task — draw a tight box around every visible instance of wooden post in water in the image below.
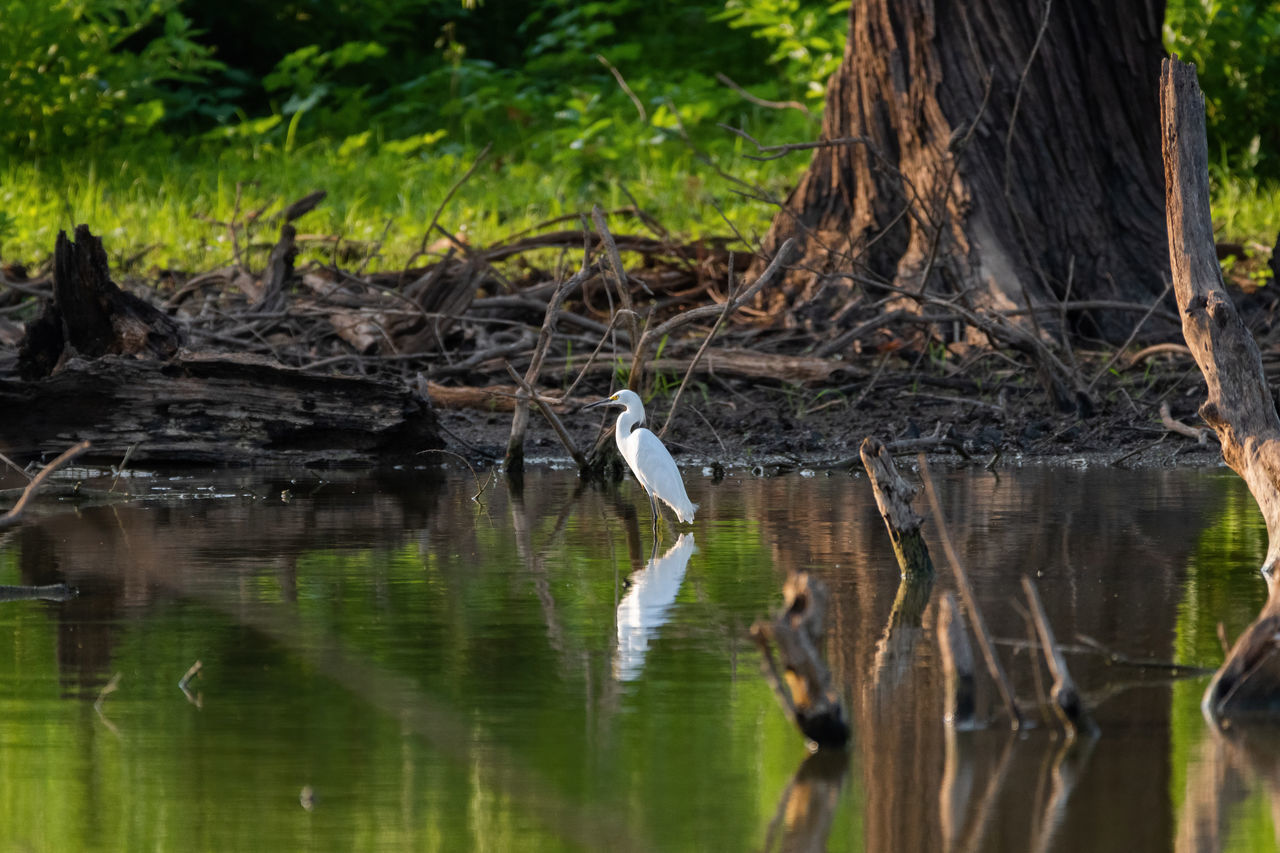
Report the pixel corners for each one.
[1161,57,1280,719]
[860,436,934,580]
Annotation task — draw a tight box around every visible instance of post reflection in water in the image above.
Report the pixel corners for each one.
[0,464,1273,851]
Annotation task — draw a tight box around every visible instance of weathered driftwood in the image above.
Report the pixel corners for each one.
[1160,58,1280,719]
[860,436,934,578]
[18,225,183,380]
[752,571,850,748]
[0,354,442,465]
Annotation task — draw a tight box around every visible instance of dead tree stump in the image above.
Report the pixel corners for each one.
[860,436,934,580]
[1161,57,1280,719]
[18,225,182,379]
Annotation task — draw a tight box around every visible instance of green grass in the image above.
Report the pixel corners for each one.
[4,130,1276,278]
[0,130,807,275]
[1210,171,1280,246]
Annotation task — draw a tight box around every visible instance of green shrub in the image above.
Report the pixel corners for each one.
[1165,1,1280,178]
[0,0,219,152]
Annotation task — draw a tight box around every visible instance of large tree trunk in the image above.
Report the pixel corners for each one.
[759,0,1169,344]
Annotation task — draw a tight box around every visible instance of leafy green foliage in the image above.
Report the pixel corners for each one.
[1165,0,1280,178]
[2,1,1277,267]
[0,0,219,152]
[717,0,850,101]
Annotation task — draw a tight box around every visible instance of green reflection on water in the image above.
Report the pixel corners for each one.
[0,482,817,852]
[1170,471,1276,850]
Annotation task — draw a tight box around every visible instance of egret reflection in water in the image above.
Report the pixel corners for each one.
[614,533,697,681]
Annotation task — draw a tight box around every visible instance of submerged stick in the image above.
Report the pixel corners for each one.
[919,454,1023,729]
[938,593,977,728]
[1021,576,1096,737]
[0,440,91,529]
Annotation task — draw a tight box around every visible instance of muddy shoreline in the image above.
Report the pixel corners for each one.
[436,376,1226,474]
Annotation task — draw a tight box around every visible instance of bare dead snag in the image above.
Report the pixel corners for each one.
[257,224,297,314]
[1021,576,1095,737]
[504,363,588,471]
[18,226,183,379]
[937,593,977,729]
[505,244,590,479]
[1162,58,1280,571]
[860,436,934,579]
[752,571,850,748]
[1161,58,1280,719]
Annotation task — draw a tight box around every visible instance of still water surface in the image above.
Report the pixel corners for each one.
[0,463,1276,851]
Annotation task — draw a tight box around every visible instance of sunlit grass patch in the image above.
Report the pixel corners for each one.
[1211,172,1280,246]
[1,132,805,275]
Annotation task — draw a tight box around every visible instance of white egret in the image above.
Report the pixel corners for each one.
[584,390,698,527]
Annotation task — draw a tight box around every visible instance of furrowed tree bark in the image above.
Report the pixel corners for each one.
[758,1,1169,345]
[1160,57,1280,719]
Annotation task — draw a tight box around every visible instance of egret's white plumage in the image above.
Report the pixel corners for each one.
[585,390,698,525]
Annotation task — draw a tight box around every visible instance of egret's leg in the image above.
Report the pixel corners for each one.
[648,490,660,536]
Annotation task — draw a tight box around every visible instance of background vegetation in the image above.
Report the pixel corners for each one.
[1,0,1277,271]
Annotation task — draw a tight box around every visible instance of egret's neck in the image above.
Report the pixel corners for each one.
[616,405,644,439]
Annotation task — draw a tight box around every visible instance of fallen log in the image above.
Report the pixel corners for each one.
[1161,58,1280,719]
[0,353,442,466]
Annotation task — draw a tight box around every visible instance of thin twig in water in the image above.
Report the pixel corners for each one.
[179,660,204,707]
[110,443,138,493]
[918,454,1024,728]
[0,440,91,529]
[417,449,494,503]
[95,672,123,737]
